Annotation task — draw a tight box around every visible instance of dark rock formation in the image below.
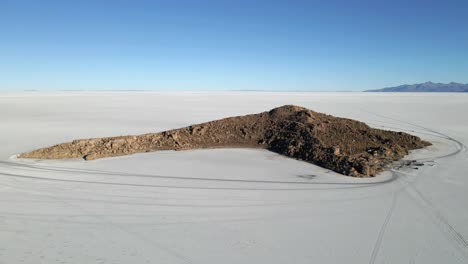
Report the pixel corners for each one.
[19,105,431,177]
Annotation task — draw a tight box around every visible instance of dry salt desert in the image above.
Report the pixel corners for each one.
[1,92,468,264]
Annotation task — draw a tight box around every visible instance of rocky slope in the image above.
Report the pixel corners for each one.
[19,105,431,177]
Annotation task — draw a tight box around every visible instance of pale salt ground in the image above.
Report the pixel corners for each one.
[0,92,467,264]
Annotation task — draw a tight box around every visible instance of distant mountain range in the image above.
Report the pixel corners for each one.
[365,82,468,92]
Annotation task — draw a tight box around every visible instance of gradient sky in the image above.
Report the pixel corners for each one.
[1,0,467,91]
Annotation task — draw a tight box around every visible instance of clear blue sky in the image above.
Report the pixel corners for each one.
[1,0,467,91]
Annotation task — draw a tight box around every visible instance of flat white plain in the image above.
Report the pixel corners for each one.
[0,92,467,264]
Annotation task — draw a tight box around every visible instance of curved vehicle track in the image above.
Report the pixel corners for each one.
[1,103,467,264]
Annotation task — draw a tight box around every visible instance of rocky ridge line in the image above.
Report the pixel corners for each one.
[19,105,431,177]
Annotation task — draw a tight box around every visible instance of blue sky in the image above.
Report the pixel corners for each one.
[1,0,467,91]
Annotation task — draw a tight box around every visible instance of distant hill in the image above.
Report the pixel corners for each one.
[365,82,468,92]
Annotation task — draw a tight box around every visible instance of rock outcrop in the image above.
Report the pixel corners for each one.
[19,105,431,177]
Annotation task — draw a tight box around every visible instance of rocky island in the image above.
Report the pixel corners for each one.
[19,105,431,177]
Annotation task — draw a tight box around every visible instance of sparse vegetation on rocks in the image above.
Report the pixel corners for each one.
[19,105,431,177]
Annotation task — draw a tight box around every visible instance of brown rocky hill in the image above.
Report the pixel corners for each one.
[19,105,431,177]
